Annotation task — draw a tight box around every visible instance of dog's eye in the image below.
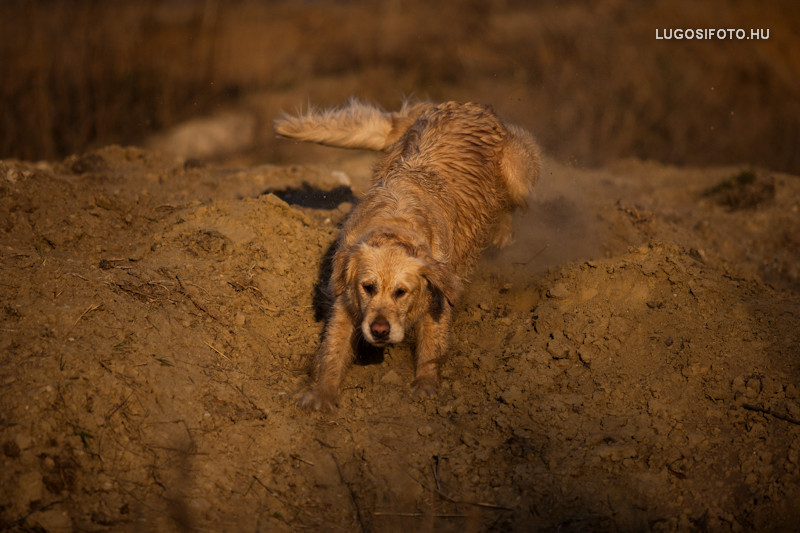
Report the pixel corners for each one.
[362,283,376,295]
[394,288,407,298]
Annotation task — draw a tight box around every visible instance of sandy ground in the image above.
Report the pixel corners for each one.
[1,144,799,531]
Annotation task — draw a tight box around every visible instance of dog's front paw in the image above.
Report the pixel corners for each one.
[294,387,337,411]
[411,377,438,398]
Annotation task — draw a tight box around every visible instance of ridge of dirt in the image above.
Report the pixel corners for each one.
[1,147,799,531]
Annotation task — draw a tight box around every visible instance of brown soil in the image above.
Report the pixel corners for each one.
[1,145,799,532]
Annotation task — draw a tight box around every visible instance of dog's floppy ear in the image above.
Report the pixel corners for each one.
[330,245,358,297]
[421,260,460,309]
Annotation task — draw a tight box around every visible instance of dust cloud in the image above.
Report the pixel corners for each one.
[481,161,612,282]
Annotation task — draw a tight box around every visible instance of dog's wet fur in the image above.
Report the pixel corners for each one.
[274,100,541,410]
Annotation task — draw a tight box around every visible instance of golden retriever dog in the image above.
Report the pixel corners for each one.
[274,100,541,410]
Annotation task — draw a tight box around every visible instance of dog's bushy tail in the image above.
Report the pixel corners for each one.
[273,98,430,151]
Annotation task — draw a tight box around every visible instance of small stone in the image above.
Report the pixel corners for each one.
[546,334,571,360]
[17,471,45,508]
[578,345,597,366]
[762,378,783,397]
[417,425,434,437]
[381,370,403,386]
[28,508,72,532]
[461,432,479,447]
[546,284,569,299]
[746,377,762,393]
[499,387,523,407]
[788,449,798,465]
[190,498,212,512]
[596,445,637,461]
[3,440,20,458]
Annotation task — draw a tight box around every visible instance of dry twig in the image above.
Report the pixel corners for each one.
[430,455,513,511]
[332,453,367,533]
[176,274,219,320]
[742,403,800,425]
[73,303,103,327]
[203,340,231,361]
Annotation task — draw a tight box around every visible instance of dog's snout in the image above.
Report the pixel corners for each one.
[370,317,391,340]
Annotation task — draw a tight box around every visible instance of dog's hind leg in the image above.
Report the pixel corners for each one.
[499,124,542,208]
[295,299,355,410]
[489,212,515,249]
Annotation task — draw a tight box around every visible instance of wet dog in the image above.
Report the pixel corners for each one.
[274,100,541,410]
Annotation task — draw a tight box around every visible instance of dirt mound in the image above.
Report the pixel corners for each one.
[1,147,799,531]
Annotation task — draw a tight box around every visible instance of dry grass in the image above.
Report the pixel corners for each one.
[1,0,798,172]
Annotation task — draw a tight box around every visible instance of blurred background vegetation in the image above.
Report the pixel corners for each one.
[1,0,798,172]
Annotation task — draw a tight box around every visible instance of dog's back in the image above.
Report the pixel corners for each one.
[274,100,541,269]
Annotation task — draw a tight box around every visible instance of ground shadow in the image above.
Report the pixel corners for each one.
[271,185,385,367]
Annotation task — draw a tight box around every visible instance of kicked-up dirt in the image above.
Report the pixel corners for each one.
[1,145,799,531]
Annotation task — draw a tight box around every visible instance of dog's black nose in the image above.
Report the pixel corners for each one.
[370,317,390,340]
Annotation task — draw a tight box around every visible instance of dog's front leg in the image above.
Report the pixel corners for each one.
[296,299,355,411]
[412,305,452,397]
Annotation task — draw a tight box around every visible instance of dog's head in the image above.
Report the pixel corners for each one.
[330,234,459,346]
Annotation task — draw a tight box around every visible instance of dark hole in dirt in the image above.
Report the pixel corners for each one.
[268,184,357,209]
[702,169,776,210]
